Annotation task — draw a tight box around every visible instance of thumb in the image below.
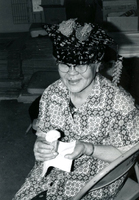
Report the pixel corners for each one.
[65,149,83,160]
[64,152,77,159]
[64,141,85,159]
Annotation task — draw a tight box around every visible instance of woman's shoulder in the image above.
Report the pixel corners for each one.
[42,79,68,97]
[100,74,136,108]
[100,74,131,95]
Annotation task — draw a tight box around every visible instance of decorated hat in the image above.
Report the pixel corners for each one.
[43,18,118,64]
[43,19,123,85]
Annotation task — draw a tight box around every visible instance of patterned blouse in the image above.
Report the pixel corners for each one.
[13,74,139,200]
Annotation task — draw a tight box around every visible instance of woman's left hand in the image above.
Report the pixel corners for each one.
[65,140,94,160]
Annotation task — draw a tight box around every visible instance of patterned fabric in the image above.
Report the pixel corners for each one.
[13,74,139,200]
[43,19,117,64]
[43,19,123,85]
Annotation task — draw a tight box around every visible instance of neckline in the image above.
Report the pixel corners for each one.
[69,99,76,109]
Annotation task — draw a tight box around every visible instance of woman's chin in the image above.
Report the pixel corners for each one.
[67,84,84,93]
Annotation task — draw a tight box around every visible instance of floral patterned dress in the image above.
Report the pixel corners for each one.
[13,74,139,200]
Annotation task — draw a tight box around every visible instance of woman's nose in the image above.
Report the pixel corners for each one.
[68,66,78,74]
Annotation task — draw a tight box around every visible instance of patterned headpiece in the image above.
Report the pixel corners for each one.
[43,19,118,64]
[43,19,123,85]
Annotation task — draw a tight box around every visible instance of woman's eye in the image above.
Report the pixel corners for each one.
[61,64,68,67]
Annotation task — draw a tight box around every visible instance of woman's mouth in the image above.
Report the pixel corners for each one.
[68,79,81,85]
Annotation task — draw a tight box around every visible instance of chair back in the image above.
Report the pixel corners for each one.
[72,143,139,200]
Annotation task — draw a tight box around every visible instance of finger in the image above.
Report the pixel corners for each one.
[34,141,54,154]
[37,140,54,150]
[35,147,56,155]
[35,151,58,161]
[35,155,57,161]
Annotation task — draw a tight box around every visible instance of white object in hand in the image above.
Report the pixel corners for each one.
[45,130,61,152]
[45,130,61,143]
[38,129,76,177]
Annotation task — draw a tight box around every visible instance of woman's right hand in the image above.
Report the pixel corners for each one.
[33,137,58,161]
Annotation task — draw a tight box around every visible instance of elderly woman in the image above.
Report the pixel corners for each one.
[13,19,139,200]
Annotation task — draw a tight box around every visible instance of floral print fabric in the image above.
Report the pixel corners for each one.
[13,74,139,200]
[43,19,116,65]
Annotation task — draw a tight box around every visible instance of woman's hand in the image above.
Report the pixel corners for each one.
[33,137,58,161]
[64,141,122,163]
[65,141,94,160]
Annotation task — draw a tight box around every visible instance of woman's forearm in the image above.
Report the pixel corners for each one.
[93,145,122,162]
[84,143,122,163]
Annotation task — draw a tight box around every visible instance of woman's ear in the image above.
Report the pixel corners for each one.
[96,62,101,72]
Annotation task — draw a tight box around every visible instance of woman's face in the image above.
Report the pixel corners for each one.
[58,63,99,94]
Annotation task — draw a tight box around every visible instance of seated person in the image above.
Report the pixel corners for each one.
[13,19,139,200]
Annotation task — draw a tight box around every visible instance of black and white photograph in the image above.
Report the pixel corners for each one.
[0,0,139,200]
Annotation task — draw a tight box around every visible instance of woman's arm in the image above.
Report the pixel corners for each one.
[93,144,122,162]
[65,141,122,163]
